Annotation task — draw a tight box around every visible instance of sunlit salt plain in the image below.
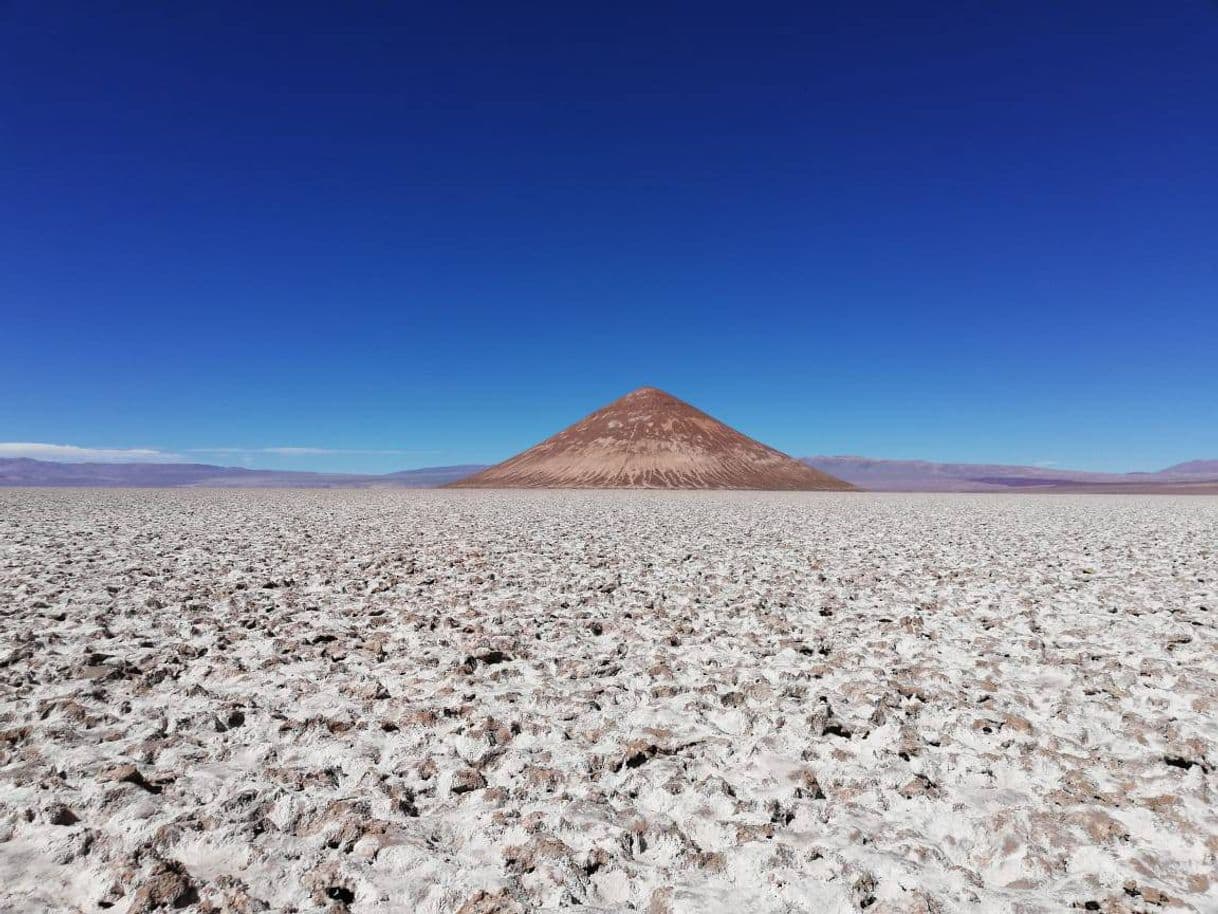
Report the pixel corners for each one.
[1,489,1215,914]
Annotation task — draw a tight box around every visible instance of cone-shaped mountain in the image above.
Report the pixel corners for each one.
[450,387,856,490]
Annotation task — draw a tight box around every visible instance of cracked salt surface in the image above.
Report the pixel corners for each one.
[0,489,1215,913]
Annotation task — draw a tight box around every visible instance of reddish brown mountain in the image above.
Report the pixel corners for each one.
[450,387,855,490]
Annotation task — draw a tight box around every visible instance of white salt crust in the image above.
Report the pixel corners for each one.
[0,489,1214,913]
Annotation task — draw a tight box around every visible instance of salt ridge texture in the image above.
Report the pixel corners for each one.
[1,489,1215,913]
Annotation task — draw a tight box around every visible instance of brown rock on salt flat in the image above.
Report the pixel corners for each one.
[450,386,855,490]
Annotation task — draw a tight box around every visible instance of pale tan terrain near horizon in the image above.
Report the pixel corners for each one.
[1,489,1215,913]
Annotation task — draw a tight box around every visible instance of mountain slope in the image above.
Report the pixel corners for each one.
[382,465,490,486]
[1156,460,1218,478]
[450,387,854,490]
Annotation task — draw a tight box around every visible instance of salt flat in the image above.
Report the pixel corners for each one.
[1,489,1215,914]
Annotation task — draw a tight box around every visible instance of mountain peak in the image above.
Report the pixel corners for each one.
[616,385,683,405]
[450,388,854,490]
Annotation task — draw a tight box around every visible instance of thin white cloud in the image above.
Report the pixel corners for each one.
[0,443,443,464]
[0,443,181,463]
[188,447,434,457]
[263,447,415,456]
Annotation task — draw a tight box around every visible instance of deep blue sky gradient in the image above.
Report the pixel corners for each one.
[2,1,1216,472]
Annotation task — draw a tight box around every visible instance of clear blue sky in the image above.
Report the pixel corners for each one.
[2,1,1216,473]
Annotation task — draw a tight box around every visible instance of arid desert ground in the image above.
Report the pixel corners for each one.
[1,489,1215,914]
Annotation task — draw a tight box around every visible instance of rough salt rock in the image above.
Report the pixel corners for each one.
[1,489,1215,913]
[456,889,526,914]
[127,859,196,914]
[451,767,488,795]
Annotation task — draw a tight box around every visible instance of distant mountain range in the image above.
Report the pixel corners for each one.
[801,456,1218,493]
[0,458,484,489]
[3,455,1217,492]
